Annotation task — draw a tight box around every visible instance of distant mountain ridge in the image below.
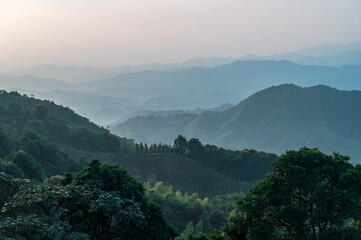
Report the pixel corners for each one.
[6,42,361,85]
[6,57,237,84]
[5,60,361,127]
[3,41,361,128]
[0,74,73,91]
[239,50,361,67]
[112,84,361,162]
[84,60,361,98]
[296,41,361,56]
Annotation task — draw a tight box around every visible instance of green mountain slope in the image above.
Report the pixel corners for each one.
[64,144,276,198]
[0,90,133,153]
[113,84,361,161]
[0,90,276,197]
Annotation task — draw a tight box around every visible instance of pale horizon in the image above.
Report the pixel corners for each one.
[1,0,361,71]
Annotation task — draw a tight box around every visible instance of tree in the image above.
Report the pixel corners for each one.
[74,159,145,201]
[5,102,21,116]
[0,129,15,158]
[187,138,203,158]
[3,150,45,181]
[174,135,187,155]
[0,159,177,240]
[73,159,177,240]
[225,147,361,240]
[32,104,48,118]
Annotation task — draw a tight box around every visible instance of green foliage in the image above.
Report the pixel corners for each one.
[0,216,90,240]
[0,160,177,240]
[73,159,177,239]
[2,150,45,181]
[0,128,83,179]
[32,104,48,118]
[135,136,277,185]
[0,172,28,209]
[225,147,361,240]
[68,126,123,152]
[0,90,133,153]
[0,129,15,158]
[146,181,242,234]
[17,130,83,176]
[177,229,226,240]
[113,84,361,161]
[174,135,187,155]
[114,152,247,197]
[5,101,22,116]
[74,159,144,201]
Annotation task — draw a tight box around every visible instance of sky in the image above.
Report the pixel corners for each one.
[0,0,360,70]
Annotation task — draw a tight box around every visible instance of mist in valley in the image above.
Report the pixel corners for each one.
[1,1,361,239]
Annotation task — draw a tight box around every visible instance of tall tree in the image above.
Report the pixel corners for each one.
[174,135,187,155]
[225,147,361,240]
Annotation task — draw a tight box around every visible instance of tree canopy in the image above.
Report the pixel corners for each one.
[0,160,177,240]
[225,147,361,240]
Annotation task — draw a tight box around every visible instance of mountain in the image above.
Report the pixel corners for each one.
[0,90,133,154]
[7,42,361,85]
[18,89,140,125]
[239,50,361,67]
[68,136,277,198]
[0,74,73,91]
[17,89,235,125]
[7,57,237,84]
[83,61,361,100]
[140,92,239,111]
[114,103,234,124]
[0,90,276,197]
[7,65,123,84]
[296,41,361,57]
[112,84,361,162]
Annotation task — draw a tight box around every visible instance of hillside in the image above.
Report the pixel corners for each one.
[107,153,246,197]
[0,90,276,197]
[113,84,361,161]
[19,89,138,125]
[63,138,277,198]
[0,90,133,153]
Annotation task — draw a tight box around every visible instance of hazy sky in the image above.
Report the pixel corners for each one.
[1,0,360,70]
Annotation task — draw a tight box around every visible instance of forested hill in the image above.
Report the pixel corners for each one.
[65,135,277,197]
[0,90,278,237]
[0,90,133,153]
[0,90,276,197]
[113,84,361,161]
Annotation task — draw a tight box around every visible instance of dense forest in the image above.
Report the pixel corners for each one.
[2,90,361,239]
[80,136,276,197]
[0,90,133,153]
[0,89,277,198]
[0,90,275,238]
[0,160,177,239]
[113,84,361,161]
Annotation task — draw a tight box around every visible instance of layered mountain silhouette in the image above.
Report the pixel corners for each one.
[0,74,73,91]
[84,61,361,99]
[113,84,361,161]
[6,60,361,126]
